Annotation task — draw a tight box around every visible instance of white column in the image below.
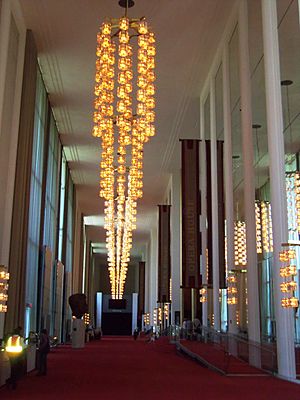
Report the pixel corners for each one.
[238,0,261,346]
[149,226,158,325]
[144,241,150,313]
[171,170,181,325]
[261,0,296,379]
[210,78,221,331]
[199,136,208,326]
[96,292,103,328]
[222,46,238,335]
[132,293,138,334]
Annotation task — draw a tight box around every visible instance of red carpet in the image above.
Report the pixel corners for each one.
[1,337,300,400]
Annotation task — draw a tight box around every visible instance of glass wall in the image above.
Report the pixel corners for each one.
[277,0,300,342]
[43,113,61,253]
[215,63,227,332]
[42,113,62,334]
[63,173,74,340]
[58,152,67,262]
[66,176,74,275]
[25,69,47,336]
[24,66,75,338]
[248,0,274,342]
[229,23,248,334]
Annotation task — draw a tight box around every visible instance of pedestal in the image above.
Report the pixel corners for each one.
[72,319,85,349]
[26,344,36,372]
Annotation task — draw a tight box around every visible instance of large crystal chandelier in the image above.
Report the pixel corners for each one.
[92,0,156,299]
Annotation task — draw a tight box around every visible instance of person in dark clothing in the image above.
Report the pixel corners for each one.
[37,329,50,376]
[133,328,139,340]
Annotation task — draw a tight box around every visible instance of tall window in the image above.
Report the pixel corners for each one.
[43,114,61,253]
[62,172,74,340]
[58,152,67,262]
[25,70,47,336]
[66,176,74,273]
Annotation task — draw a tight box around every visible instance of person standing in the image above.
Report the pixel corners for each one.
[133,328,139,340]
[37,329,50,376]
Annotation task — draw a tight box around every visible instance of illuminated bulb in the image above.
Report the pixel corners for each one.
[138,20,148,34]
[119,16,129,30]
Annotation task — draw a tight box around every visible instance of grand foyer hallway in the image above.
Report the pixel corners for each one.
[1,338,300,400]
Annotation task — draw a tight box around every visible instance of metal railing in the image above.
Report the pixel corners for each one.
[166,324,277,375]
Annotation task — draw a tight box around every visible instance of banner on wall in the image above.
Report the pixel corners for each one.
[158,205,171,303]
[138,261,145,319]
[181,140,201,289]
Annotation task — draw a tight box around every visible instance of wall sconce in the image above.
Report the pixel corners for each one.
[0,265,9,313]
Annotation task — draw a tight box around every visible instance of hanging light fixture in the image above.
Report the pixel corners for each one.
[164,303,169,321]
[234,221,247,266]
[92,0,156,299]
[254,200,274,254]
[143,312,150,326]
[255,201,262,254]
[0,265,9,313]
[252,123,274,254]
[279,247,299,308]
[286,171,300,235]
[261,201,273,253]
[199,287,207,303]
[227,273,238,305]
[153,308,158,325]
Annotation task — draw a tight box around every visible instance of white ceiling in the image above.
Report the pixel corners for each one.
[19,0,236,248]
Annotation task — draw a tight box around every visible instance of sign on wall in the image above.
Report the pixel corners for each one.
[158,205,171,303]
[181,140,201,289]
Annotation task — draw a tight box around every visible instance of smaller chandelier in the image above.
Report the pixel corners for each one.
[199,287,207,303]
[227,273,238,305]
[286,171,300,234]
[255,201,262,254]
[255,200,273,254]
[143,312,150,326]
[164,304,170,321]
[234,221,247,266]
[0,265,9,313]
[279,247,299,308]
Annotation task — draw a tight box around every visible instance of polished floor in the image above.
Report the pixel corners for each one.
[2,336,300,399]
